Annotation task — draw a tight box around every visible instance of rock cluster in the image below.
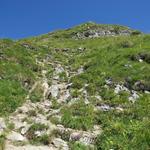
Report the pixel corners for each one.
[74,27,133,39]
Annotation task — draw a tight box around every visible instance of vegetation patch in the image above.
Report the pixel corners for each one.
[0,135,5,150]
[61,100,94,130]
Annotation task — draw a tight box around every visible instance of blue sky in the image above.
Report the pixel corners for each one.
[0,0,149,39]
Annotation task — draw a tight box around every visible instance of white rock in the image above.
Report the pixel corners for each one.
[7,131,27,142]
[34,114,48,125]
[55,65,64,74]
[42,80,49,100]
[77,67,84,74]
[78,47,83,51]
[129,91,139,103]
[85,98,90,104]
[66,83,73,88]
[124,64,132,68]
[0,118,6,135]
[68,98,80,106]
[53,75,60,80]
[21,125,30,135]
[139,59,143,62]
[0,118,6,129]
[114,84,129,94]
[9,118,27,130]
[56,124,65,133]
[115,106,124,112]
[41,100,52,108]
[97,104,113,111]
[49,85,59,98]
[52,138,69,150]
[105,79,112,85]
[95,95,102,101]
[145,91,150,94]
[58,90,71,103]
[84,83,89,87]
[42,70,47,75]
[80,133,95,145]
[34,131,44,137]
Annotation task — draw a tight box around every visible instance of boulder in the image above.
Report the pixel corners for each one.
[70,132,82,141]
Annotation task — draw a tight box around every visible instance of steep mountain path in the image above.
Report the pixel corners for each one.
[2,56,101,150]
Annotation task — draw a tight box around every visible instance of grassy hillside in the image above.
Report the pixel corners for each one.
[0,22,149,149]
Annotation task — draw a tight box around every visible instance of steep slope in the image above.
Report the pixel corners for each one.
[0,22,150,150]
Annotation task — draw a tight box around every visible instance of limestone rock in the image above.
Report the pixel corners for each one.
[129,91,139,102]
[77,67,84,74]
[97,104,113,111]
[55,65,64,74]
[70,132,82,141]
[49,84,59,98]
[52,138,69,150]
[7,131,27,142]
[20,125,30,135]
[0,118,6,135]
[79,132,95,145]
[114,84,129,94]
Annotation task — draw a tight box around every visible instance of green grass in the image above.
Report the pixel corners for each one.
[95,95,150,150]
[0,80,26,116]
[61,100,94,130]
[29,83,44,103]
[70,141,93,150]
[0,135,5,150]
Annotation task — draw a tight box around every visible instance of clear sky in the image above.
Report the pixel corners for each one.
[0,0,149,39]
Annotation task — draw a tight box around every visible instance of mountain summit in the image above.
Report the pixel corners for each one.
[43,22,141,40]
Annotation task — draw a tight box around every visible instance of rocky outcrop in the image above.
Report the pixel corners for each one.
[56,124,101,146]
[73,25,136,39]
[76,29,132,39]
